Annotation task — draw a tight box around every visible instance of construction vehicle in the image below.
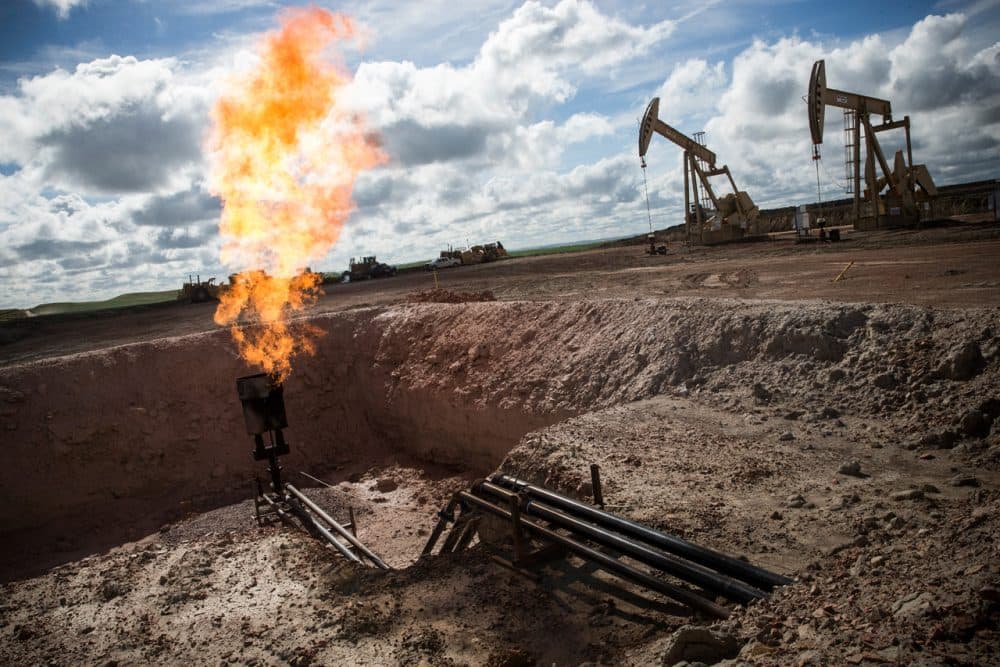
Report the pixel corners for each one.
[639,97,759,244]
[177,275,223,303]
[482,241,507,261]
[808,59,937,230]
[342,256,397,282]
[466,241,508,263]
[453,240,507,265]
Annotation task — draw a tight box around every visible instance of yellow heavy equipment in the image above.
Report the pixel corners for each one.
[808,59,938,229]
[639,97,759,244]
[343,256,397,282]
[453,240,507,265]
[177,275,223,303]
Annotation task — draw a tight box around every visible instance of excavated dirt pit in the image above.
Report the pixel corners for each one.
[0,304,564,581]
[2,297,1000,665]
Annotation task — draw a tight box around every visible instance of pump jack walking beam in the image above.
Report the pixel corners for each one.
[640,99,717,167]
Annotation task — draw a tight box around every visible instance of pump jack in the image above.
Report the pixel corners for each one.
[639,97,759,244]
[808,59,937,230]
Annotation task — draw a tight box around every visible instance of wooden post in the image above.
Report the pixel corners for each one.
[833,261,855,282]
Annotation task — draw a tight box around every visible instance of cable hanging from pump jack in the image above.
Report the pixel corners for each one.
[641,157,653,235]
[812,144,824,214]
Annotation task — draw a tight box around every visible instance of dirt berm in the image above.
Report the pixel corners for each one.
[1,296,998,665]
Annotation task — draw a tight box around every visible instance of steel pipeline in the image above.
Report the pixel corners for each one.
[490,473,792,590]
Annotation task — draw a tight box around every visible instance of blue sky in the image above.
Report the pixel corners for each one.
[0,0,998,308]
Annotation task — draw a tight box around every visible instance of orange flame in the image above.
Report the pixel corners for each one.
[208,7,384,382]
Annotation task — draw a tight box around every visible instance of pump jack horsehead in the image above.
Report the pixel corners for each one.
[808,59,938,230]
[639,97,759,245]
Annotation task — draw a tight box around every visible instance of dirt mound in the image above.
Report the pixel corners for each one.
[1,298,997,578]
[500,397,1000,666]
[1,296,998,664]
[405,288,497,303]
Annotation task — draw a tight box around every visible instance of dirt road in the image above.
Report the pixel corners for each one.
[2,221,998,368]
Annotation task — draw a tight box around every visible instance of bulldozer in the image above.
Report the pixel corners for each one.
[342,256,397,282]
[177,275,223,303]
[482,241,508,261]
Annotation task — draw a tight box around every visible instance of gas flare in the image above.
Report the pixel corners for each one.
[208,7,384,381]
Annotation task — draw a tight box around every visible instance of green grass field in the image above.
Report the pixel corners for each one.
[11,290,179,319]
[504,240,607,257]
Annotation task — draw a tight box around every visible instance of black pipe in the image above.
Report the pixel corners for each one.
[490,473,792,590]
[285,495,362,565]
[262,494,362,564]
[476,482,765,603]
[455,491,730,619]
[286,484,390,569]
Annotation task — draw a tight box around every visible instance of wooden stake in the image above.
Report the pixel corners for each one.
[833,261,855,282]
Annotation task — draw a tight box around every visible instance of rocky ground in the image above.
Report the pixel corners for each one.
[1,224,999,665]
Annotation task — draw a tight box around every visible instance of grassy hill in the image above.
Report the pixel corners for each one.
[14,290,179,319]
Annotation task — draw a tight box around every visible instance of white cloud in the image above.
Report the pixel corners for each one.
[0,55,210,195]
[33,0,86,19]
[888,13,1000,111]
[347,0,672,140]
[476,0,674,102]
[0,52,222,305]
[656,58,727,124]
[674,14,1000,209]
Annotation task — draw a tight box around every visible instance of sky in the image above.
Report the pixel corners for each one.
[0,0,998,308]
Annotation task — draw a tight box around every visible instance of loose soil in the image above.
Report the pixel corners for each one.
[1,221,999,666]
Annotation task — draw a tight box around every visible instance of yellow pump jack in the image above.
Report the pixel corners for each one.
[808,59,938,230]
[639,97,759,245]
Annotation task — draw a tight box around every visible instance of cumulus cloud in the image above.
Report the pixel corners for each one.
[888,14,1000,111]
[476,0,674,103]
[686,13,1000,208]
[0,51,222,305]
[33,0,86,19]
[656,59,727,123]
[347,0,670,166]
[0,55,209,195]
[383,119,496,166]
[13,238,105,262]
[40,109,201,193]
[132,184,220,227]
